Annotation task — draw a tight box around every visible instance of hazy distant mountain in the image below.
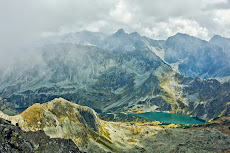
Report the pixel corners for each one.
[40,30,230,81]
[210,35,230,52]
[101,29,148,52]
[164,33,230,81]
[39,30,107,46]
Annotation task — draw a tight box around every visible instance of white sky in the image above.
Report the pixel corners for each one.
[0,0,230,67]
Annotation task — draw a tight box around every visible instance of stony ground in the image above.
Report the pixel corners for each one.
[103,122,230,153]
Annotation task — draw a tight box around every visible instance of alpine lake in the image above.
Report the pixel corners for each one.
[132,112,205,124]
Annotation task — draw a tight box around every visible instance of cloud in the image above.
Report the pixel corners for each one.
[0,0,230,68]
[110,0,132,23]
[1,0,229,40]
[140,18,209,40]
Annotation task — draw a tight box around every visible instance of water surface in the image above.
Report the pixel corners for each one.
[133,112,205,124]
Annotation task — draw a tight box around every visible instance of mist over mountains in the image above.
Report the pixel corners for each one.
[39,29,230,80]
[0,29,229,122]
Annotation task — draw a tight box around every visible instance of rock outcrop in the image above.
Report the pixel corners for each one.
[0,98,114,152]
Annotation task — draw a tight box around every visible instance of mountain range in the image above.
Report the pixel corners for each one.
[0,29,230,122]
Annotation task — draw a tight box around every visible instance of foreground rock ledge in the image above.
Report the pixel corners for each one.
[0,98,229,152]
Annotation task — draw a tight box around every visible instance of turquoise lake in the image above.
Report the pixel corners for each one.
[133,112,205,124]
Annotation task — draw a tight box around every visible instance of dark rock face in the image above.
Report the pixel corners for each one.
[23,131,81,153]
[180,77,230,120]
[78,108,99,132]
[0,118,81,153]
[0,119,33,152]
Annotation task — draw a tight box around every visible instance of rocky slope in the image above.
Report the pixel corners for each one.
[0,98,229,152]
[172,75,230,120]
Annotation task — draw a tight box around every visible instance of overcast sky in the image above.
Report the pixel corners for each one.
[0,0,230,67]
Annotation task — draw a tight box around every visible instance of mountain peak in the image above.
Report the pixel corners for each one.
[114,28,126,36]
[1,98,101,135]
[210,34,226,42]
[168,32,206,43]
[174,32,190,37]
[166,32,193,43]
[129,32,141,38]
[209,34,230,50]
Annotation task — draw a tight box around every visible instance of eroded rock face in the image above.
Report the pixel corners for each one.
[78,108,99,132]
[0,118,81,153]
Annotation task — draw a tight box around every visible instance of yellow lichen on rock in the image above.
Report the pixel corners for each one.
[99,121,111,139]
[0,98,179,152]
[126,138,138,142]
[20,103,45,128]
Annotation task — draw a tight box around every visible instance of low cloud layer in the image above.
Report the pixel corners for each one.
[0,0,230,67]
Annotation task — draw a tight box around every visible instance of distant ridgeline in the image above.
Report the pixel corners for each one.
[0,29,230,121]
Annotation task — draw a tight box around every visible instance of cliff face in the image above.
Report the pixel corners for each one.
[0,98,229,152]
